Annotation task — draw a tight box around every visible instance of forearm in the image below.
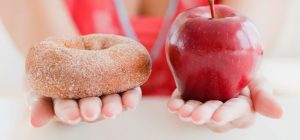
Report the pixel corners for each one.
[0,0,78,56]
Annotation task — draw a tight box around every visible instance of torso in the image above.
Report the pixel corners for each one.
[64,0,219,96]
[123,0,171,17]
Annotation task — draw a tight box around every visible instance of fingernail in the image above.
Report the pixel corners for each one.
[167,108,176,114]
[66,117,81,125]
[125,105,136,111]
[83,112,98,122]
[172,99,183,108]
[178,115,191,122]
[58,114,81,125]
[103,114,117,119]
[212,120,227,125]
[193,119,205,125]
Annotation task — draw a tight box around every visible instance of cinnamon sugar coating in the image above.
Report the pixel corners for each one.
[25,34,152,99]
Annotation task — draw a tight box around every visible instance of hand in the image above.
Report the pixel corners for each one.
[28,87,142,127]
[167,77,283,133]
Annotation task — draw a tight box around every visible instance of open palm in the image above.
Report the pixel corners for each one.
[167,77,283,133]
[28,87,142,127]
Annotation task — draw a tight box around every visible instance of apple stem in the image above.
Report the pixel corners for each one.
[208,0,215,19]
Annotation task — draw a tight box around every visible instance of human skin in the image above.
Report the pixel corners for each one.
[1,0,144,127]
[0,0,282,131]
[167,77,283,133]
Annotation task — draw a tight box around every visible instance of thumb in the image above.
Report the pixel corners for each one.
[28,92,54,127]
[249,77,283,119]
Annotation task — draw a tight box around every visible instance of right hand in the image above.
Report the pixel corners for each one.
[28,87,142,127]
[167,77,283,133]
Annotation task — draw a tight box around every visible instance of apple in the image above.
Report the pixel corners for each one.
[166,1,263,102]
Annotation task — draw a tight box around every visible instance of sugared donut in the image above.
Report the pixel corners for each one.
[25,34,152,99]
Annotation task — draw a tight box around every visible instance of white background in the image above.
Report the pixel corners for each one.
[1,1,300,138]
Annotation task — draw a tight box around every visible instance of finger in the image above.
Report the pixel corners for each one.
[122,87,142,110]
[101,94,122,119]
[178,100,202,119]
[191,100,223,125]
[167,89,184,113]
[240,86,251,97]
[249,78,283,119]
[29,93,54,127]
[54,99,81,124]
[206,122,234,133]
[231,112,256,128]
[221,87,255,129]
[79,97,102,122]
[212,95,253,125]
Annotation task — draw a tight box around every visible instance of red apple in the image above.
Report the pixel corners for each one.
[166,3,263,102]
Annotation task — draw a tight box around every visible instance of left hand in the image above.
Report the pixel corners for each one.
[167,77,283,133]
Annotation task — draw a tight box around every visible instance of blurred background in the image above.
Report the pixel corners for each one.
[0,0,299,140]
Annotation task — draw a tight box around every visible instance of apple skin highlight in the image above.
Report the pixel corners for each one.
[166,5,263,102]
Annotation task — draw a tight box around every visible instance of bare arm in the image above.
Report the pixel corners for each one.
[1,0,144,128]
[0,0,78,56]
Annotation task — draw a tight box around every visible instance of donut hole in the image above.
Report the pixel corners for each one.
[27,34,152,99]
[63,35,126,51]
[62,37,111,51]
[83,40,109,50]
[82,37,115,50]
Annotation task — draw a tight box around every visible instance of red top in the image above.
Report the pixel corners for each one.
[64,0,219,96]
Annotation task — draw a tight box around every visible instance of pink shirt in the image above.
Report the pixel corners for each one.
[64,0,218,96]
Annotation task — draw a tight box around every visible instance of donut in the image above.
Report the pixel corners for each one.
[25,34,152,99]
